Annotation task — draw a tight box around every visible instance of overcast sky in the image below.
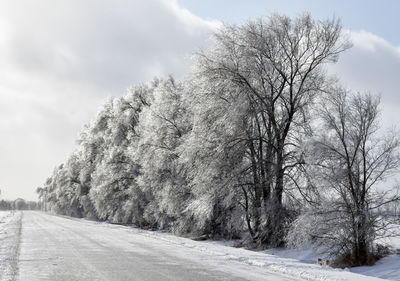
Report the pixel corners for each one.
[0,0,399,201]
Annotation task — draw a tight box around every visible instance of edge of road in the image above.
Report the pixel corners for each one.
[1,211,23,281]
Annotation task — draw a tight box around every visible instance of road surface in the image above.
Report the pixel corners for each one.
[17,212,297,281]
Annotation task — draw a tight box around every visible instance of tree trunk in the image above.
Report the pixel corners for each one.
[353,240,368,266]
[248,139,261,238]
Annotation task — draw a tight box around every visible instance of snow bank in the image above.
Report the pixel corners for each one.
[0,211,22,281]
[351,255,400,281]
[349,223,400,281]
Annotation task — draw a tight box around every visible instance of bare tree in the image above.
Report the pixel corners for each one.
[195,13,350,245]
[308,89,400,266]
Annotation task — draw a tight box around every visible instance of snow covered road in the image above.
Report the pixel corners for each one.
[17,211,296,281]
[10,211,387,281]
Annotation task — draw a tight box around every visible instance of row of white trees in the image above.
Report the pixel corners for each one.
[37,13,400,267]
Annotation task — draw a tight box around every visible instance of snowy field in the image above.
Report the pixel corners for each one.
[0,211,22,281]
[7,211,398,281]
[349,225,400,280]
[260,233,400,281]
[251,222,400,281]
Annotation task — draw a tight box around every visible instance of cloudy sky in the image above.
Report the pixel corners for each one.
[0,0,399,201]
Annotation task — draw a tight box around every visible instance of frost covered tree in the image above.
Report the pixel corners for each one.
[36,156,82,217]
[35,11,400,257]
[89,83,154,224]
[135,77,192,232]
[53,154,83,217]
[294,89,400,266]
[76,101,114,219]
[178,76,248,237]
[193,13,350,245]
[39,164,66,214]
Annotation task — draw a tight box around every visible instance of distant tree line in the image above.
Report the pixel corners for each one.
[37,13,400,267]
[0,198,39,211]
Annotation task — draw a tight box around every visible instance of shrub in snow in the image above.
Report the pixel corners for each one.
[285,212,317,249]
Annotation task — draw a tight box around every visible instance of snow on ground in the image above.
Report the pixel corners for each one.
[349,224,400,281]
[5,211,399,281]
[19,212,296,281]
[77,218,385,281]
[260,239,400,281]
[0,211,22,281]
[208,225,400,281]
[351,255,400,281]
[101,219,400,281]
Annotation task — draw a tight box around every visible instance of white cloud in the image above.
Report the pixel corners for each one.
[0,0,218,200]
[350,30,400,55]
